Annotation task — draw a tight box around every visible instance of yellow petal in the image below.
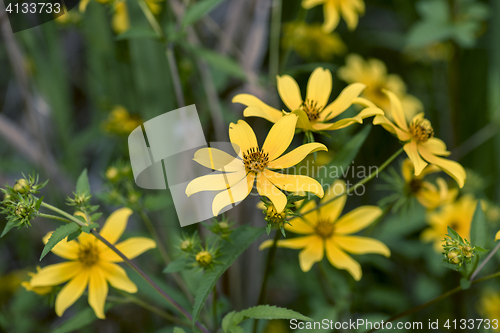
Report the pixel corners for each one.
[193,148,244,172]
[384,90,408,131]
[267,142,327,169]
[419,138,450,156]
[325,238,361,280]
[322,0,340,32]
[291,109,313,131]
[212,173,255,216]
[352,97,377,108]
[321,180,347,221]
[100,237,156,262]
[297,200,319,226]
[301,0,324,9]
[373,115,412,141]
[321,83,366,121]
[30,262,82,287]
[334,235,390,257]
[263,169,324,198]
[256,173,287,213]
[401,158,413,183]
[299,240,324,272]
[259,235,319,250]
[418,146,466,188]
[277,75,303,111]
[185,170,247,196]
[317,107,384,131]
[42,232,80,260]
[233,93,283,123]
[99,208,133,246]
[285,216,315,234]
[229,120,258,156]
[306,67,332,109]
[88,267,108,319]
[334,206,382,234]
[79,0,90,12]
[340,1,359,30]
[55,268,90,317]
[99,262,137,293]
[404,141,428,176]
[496,230,500,241]
[262,114,298,161]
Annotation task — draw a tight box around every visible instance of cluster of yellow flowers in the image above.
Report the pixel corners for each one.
[186,64,466,280]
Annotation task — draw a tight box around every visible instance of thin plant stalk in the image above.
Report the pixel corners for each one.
[470,241,500,281]
[269,0,282,82]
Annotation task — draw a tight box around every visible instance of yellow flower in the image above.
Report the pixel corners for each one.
[478,291,500,332]
[260,180,390,280]
[186,115,326,215]
[495,230,500,241]
[281,22,346,61]
[421,195,476,252]
[112,1,130,34]
[302,0,365,32]
[21,267,53,296]
[374,91,466,188]
[233,67,383,133]
[29,208,156,319]
[401,158,458,210]
[103,105,142,135]
[338,54,423,121]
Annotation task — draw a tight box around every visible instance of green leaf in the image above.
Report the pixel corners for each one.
[1,220,17,237]
[181,0,224,28]
[52,304,114,333]
[90,213,102,222]
[164,258,191,273]
[173,328,187,333]
[316,125,371,187]
[460,278,471,290]
[76,169,90,195]
[447,226,461,240]
[40,223,80,261]
[187,45,246,80]
[221,305,312,332]
[35,196,44,211]
[192,226,264,324]
[115,28,160,40]
[475,246,489,253]
[81,223,99,234]
[67,230,82,242]
[470,202,487,248]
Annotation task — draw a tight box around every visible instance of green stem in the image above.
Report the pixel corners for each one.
[38,213,73,224]
[269,0,282,82]
[138,0,165,40]
[301,147,405,216]
[252,230,281,333]
[366,270,500,333]
[212,286,217,330]
[316,261,335,305]
[40,202,86,227]
[470,241,500,281]
[91,230,211,333]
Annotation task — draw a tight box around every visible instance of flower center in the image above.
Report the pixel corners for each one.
[78,243,100,266]
[409,118,434,143]
[300,99,323,121]
[243,147,269,173]
[409,178,422,193]
[314,220,335,239]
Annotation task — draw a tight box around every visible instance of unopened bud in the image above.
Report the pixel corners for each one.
[180,240,193,252]
[106,167,119,182]
[196,251,213,267]
[219,222,229,229]
[447,249,460,260]
[14,179,30,194]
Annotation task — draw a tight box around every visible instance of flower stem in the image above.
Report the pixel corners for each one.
[470,241,500,281]
[212,286,218,331]
[91,230,210,333]
[252,230,281,333]
[366,270,500,333]
[40,202,86,227]
[301,147,405,216]
[38,213,73,224]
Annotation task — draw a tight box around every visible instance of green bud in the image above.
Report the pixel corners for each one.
[447,249,460,260]
[14,179,30,194]
[106,167,119,182]
[180,239,193,252]
[196,251,213,267]
[219,222,229,229]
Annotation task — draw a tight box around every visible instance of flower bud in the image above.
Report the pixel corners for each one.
[106,167,119,182]
[447,249,460,260]
[219,222,229,230]
[196,251,213,267]
[14,179,30,194]
[180,239,193,252]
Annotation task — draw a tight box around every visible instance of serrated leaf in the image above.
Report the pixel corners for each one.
[1,220,17,237]
[67,230,82,242]
[475,246,489,253]
[460,278,471,290]
[316,125,371,187]
[470,202,487,248]
[173,328,187,333]
[164,258,191,273]
[447,226,460,240]
[90,213,102,222]
[81,223,99,234]
[76,169,90,195]
[192,226,264,324]
[181,0,224,28]
[222,305,312,332]
[52,304,114,333]
[40,223,81,261]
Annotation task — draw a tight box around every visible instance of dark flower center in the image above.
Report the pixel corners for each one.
[301,99,323,121]
[243,147,269,173]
